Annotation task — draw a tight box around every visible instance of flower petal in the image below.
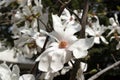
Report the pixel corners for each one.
[19,74,35,80]
[100,36,108,44]
[50,49,66,72]
[69,37,94,51]
[52,14,64,32]
[73,49,88,59]
[94,37,100,44]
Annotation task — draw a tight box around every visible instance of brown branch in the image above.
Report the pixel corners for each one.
[80,0,89,38]
[88,60,120,80]
[69,0,89,80]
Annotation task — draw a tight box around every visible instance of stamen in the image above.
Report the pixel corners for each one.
[59,41,68,48]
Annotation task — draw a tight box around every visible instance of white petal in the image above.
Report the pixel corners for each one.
[35,36,46,48]
[22,6,31,16]
[100,36,108,44]
[19,74,35,80]
[116,42,120,50]
[52,14,64,32]
[0,63,11,80]
[36,51,52,72]
[65,22,81,35]
[31,19,37,29]
[60,8,71,20]
[73,49,88,59]
[69,37,94,50]
[80,62,87,72]
[51,49,66,72]
[11,65,20,80]
[94,37,100,44]
[85,26,96,36]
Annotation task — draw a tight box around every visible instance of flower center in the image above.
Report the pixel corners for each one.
[59,41,68,48]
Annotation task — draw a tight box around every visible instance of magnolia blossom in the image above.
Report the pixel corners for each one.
[13,28,46,58]
[107,15,120,37]
[86,25,108,44]
[0,63,35,80]
[0,62,20,80]
[36,14,94,75]
[12,4,42,31]
[86,15,108,44]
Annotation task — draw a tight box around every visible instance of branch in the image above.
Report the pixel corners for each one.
[88,60,120,80]
[80,0,89,38]
[69,0,89,80]
[58,0,71,16]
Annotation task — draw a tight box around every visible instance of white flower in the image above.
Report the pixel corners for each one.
[36,14,94,73]
[12,5,42,31]
[0,63,35,80]
[0,62,20,80]
[86,22,108,44]
[107,16,120,37]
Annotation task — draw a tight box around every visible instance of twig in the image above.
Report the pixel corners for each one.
[88,60,120,80]
[38,18,48,30]
[58,0,71,16]
[69,0,89,80]
[37,18,40,32]
[111,54,117,62]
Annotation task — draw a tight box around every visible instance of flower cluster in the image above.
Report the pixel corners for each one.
[0,0,120,80]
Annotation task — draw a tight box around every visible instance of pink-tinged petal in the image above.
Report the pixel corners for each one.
[69,37,94,51]
[94,37,100,44]
[19,74,35,80]
[73,49,88,59]
[100,36,108,44]
[50,49,66,72]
